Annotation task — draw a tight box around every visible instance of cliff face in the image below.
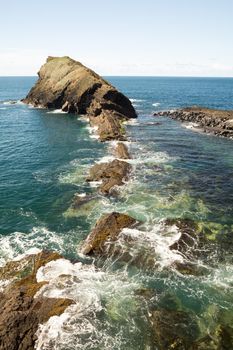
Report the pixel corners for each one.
[23,56,137,140]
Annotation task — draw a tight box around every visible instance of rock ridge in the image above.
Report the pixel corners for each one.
[154,106,233,138]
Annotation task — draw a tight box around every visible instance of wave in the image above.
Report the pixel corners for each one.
[152,102,161,107]
[86,125,100,139]
[35,258,141,350]
[127,150,176,165]
[47,109,68,114]
[129,98,145,103]
[0,227,65,267]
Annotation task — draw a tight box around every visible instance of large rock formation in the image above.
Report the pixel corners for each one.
[23,56,137,141]
[0,251,73,350]
[154,107,233,138]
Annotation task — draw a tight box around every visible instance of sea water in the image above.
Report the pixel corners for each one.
[0,76,233,349]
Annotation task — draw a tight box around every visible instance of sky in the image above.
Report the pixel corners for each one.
[0,0,233,77]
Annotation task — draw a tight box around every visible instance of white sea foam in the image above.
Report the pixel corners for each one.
[106,222,184,268]
[152,102,161,107]
[0,227,65,267]
[183,122,199,130]
[86,125,99,139]
[47,109,68,114]
[203,264,233,290]
[78,115,89,123]
[123,118,139,126]
[127,150,176,165]
[77,193,87,198]
[13,247,42,261]
[89,180,103,188]
[3,100,17,105]
[129,99,144,103]
[0,107,7,110]
[96,155,115,164]
[35,259,140,349]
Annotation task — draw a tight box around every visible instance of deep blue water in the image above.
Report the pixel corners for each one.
[0,76,233,348]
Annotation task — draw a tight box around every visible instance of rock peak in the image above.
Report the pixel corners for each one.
[23,56,137,140]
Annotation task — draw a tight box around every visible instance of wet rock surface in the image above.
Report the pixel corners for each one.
[80,212,138,255]
[154,107,233,138]
[23,56,137,141]
[150,308,200,349]
[114,142,131,159]
[0,251,73,350]
[87,159,132,195]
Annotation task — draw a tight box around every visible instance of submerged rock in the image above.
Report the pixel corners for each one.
[23,56,137,141]
[80,212,138,255]
[154,107,233,138]
[87,159,131,195]
[0,251,73,350]
[150,309,199,349]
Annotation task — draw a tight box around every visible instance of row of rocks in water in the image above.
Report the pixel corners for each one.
[2,58,232,348]
[154,107,233,138]
[0,57,138,349]
[1,214,232,349]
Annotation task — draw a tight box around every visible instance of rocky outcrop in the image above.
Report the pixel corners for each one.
[0,251,73,350]
[154,107,233,138]
[23,56,137,141]
[80,212,138,255]
[87,159,132,195]
[114,142,131,159]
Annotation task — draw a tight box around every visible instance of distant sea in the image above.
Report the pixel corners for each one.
[0,76,233,348]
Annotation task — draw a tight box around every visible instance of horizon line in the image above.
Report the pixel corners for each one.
[0,75,233,79]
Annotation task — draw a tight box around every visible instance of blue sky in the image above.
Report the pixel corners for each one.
[0,0,233,76]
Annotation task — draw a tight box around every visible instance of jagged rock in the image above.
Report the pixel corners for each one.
[114,142,131,159]
[87,159,131,195]
[80,212,138,254]
[23,56,137,141]
[154,107,233,138]
[0,251,73,350]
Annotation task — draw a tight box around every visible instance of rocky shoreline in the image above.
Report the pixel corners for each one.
[154,107,233,138]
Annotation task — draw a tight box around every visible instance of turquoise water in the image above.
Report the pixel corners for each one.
[0,76,233,348]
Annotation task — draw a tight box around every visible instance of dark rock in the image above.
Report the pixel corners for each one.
[87,159,131,195]
[155,107,233,139]
[80,212,138,255]
[0,251,73,350]
[150,309,199,349]
[71,193,98,210]
[23,56,137,141]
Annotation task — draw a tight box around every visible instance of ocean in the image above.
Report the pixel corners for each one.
[0,76,233,349]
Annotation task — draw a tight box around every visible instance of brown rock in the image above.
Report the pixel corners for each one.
[23,56,137,141]
[0,251,73,350]
[80,212,138,254]
[87,159,131,195]
[114,142,131,159]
